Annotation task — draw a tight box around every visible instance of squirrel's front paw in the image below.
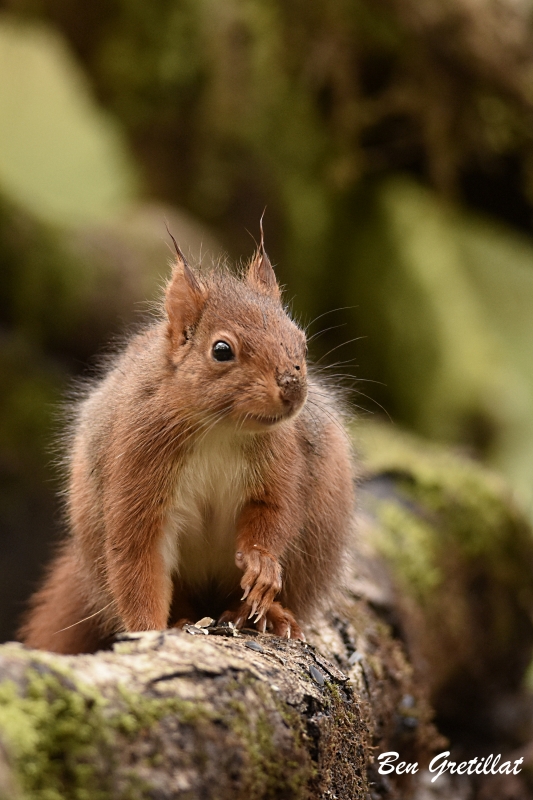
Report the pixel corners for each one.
[235,545,282,622]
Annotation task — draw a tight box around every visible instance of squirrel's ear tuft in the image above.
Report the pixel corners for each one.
[246,216,280,299]
[165,251,206,351]
[246,246,280,300]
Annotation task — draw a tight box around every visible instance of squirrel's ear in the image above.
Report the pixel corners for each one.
[165,251,206,350]
[246,246,280,300]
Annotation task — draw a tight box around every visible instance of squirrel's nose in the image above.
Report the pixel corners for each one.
[277,371,305,405]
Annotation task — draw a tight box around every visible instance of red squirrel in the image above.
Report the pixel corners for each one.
[19,233,355,654]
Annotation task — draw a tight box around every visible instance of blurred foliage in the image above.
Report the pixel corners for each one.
[7,0,533,246]
[337,177,533,512]
[0,15,137,224]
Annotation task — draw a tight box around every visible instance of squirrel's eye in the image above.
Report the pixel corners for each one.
[212,340,234,362]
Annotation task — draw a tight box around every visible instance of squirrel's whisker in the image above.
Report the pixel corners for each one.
[53,601,115,635]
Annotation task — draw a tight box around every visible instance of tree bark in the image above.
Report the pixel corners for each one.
[0,581,442,800]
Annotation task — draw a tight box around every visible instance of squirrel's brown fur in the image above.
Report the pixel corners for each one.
[18,241,355,653]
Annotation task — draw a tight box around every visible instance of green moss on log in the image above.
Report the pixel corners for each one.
[358,420,533,714]
[0,652,218,800]
[0,663,112,800]
[359,421,533,602]
[0,646,319,800]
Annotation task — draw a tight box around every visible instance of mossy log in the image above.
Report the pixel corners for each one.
[0,607,437,800]
[1,423,533,799]
[357,423,533,747]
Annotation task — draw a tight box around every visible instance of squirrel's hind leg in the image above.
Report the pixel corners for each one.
[168,578,201,628]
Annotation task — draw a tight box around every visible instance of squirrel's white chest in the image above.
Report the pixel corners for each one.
[161,427,253,588]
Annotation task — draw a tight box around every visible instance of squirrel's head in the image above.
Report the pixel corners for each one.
[164,238,307,432]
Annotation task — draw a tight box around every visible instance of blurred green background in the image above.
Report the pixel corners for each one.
[2,0,533,645]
